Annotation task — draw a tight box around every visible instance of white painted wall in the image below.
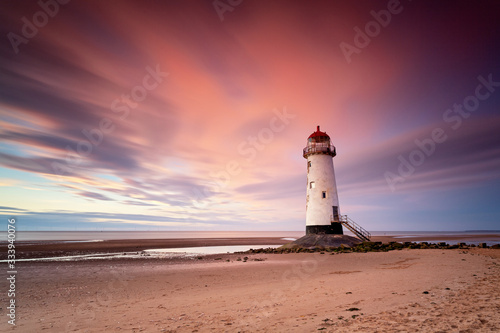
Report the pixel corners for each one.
[305,153,339,226]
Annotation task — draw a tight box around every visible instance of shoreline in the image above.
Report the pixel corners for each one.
[0,237,291,260]
[372,234,500,244]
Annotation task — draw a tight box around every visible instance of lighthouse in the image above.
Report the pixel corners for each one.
[282,126,370,248]
[281,126,370,248]
[303,126,343,235]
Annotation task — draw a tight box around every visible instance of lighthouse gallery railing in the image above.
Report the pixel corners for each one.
[303,144,336,158]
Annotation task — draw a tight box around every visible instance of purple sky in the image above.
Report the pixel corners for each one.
[0,0,499,231]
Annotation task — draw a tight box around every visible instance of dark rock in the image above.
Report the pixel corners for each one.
[391,242,404,249]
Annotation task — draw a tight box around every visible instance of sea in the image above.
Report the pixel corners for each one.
[1,230,499,245]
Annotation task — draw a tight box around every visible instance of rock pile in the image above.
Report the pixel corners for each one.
[240,241,498,254]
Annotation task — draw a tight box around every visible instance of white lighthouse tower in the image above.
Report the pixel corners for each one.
[283,126,371,247]
[303,126,343,235]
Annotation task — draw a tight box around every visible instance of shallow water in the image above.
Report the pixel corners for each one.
[0,244,283,262]
[145,244,283,255]
[413,240,500,246]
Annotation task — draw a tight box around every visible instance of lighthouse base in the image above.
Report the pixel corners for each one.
[283,234,362,249]
[306,223,343,235]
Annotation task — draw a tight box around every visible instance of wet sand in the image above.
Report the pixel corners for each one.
[2,233,500,260]
[0,237,291,260]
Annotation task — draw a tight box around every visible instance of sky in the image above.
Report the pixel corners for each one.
[0,0,499,231]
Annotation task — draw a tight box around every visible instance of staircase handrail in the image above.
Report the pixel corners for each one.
[337,215,371,240]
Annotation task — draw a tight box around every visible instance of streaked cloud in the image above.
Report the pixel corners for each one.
[0,0,499,230]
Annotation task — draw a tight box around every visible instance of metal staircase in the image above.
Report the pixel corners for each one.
[337,215,371,242]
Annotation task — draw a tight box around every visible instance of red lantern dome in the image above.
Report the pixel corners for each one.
[303,125,336,158]
[308,126,330,141]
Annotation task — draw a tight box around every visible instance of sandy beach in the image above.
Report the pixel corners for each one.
[1,237,499,332]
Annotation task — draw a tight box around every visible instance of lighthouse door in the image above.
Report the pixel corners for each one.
[332,206,339,221]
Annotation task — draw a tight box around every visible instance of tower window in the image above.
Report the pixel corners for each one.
[322,191,326,198]
[310,181,315,189]
[308,161,311,167]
